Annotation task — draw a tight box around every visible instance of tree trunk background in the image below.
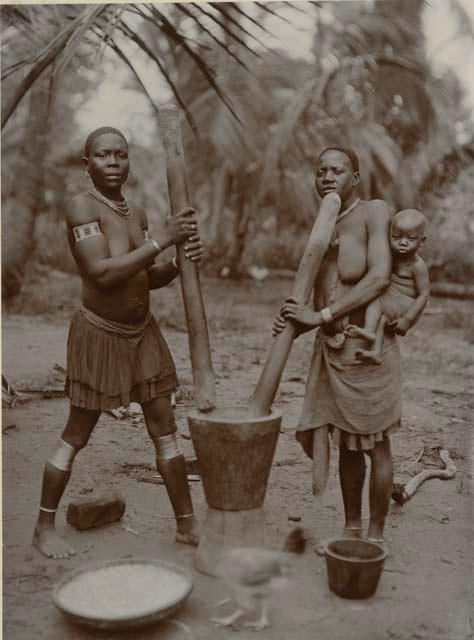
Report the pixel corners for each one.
[2,71,52,299]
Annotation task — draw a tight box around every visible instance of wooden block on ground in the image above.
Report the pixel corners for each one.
[66,493,126,531]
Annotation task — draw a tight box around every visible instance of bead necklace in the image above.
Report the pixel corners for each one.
[89,185,132,220]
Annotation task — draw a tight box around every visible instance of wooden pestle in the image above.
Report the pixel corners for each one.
[158,104,216,412]
[248,192,341,417]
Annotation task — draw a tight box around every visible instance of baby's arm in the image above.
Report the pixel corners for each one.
[389,257,430,335]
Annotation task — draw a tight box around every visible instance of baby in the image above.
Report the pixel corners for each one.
[348,209,430,364]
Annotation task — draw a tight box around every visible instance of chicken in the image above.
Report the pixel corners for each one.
[210,527,307,631]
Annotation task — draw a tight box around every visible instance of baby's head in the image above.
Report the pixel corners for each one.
[390,209,427,257]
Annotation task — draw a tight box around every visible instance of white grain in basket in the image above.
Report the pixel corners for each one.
[56,564,190,619]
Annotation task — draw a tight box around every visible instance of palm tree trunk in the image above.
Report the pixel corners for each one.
[208,165,232,245]
[228,179,256,277]
[2,70,52,299]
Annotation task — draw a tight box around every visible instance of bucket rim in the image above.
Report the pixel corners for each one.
[324,538,387,563]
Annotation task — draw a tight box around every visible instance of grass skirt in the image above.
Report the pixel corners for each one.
[65,307,177,411]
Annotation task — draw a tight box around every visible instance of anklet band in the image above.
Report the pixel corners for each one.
[175,513,194,520]
[40,506,57,513]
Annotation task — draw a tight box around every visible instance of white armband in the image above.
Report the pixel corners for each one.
[73,222,102,242]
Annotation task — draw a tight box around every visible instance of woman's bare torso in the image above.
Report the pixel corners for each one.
[313,202,369,326]
[67,194,150,325]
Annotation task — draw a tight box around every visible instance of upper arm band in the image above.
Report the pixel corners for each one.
[72,222,102,242]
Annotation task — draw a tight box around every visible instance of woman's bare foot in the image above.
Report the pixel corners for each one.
[346,325,376,342]
[175,516,199,547]
[32,522,75,559]
[355,349,382,365]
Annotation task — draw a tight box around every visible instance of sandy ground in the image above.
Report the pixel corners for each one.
[2,276,473,640]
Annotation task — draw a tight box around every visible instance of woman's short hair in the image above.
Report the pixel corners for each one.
[84,127,128,157]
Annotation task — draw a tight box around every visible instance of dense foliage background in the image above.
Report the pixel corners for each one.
[1,1,473,304]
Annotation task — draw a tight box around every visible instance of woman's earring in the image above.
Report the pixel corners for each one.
[85,169,90,178]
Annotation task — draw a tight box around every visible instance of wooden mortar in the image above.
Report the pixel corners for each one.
[159,106,341,575]
[187,407,281,575]
[158,105,282,576]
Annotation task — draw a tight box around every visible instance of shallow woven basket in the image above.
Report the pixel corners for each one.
[53,558,194,630]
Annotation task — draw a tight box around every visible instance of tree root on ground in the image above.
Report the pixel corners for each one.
[392,448,456,505]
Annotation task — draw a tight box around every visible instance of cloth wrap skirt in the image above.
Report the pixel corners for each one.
[65,307,177,411]
[296,273,402,454]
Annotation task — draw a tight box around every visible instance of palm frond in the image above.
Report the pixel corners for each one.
[182,55,277,190]
[94,5,126,64]
[1,5,101,80]
[0,5,31,25]
[2,56,37,81]
[188,77,268,173]
[212,3,273,53]
[190,3,263,60]
[225,3,276,39]
[255,2,292,25]
[282,1,318,18]
[375,55,425,79]
[145,5,241,125]
[176,3,253,74]
[345,13,420,53]
[92,25,161,122]
[258,68,334,200]
[52,5,109,81]
[1,4,106,130]
[356,124,401,181]
[146,4,217,78]
[126,4,211,51]
[115,20,197,132]
[308,1,324,9]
